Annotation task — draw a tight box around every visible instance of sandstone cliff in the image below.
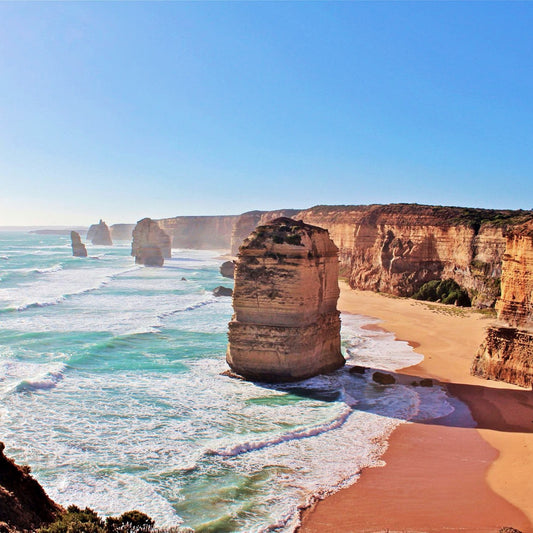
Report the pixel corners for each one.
[297,205,532,308]
[110,224,135,241]
[472,220,533,387]
[155,204,532,309]
[70,231,87,257]
[87,220,112,246]
[157,215,238,250]
[0,442,63,531]
[131,218,171,266]
[226,218,344,382]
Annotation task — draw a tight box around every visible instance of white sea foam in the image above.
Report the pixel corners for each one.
[0,239,458,532]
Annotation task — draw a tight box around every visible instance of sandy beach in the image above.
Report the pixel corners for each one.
[299,283,533,533]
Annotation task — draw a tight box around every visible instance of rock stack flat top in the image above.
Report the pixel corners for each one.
[131,218,171,266]
[226,218,344,382]
[86,219,112,246]
[70,231,87,257]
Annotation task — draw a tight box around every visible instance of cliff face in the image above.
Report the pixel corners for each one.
[157,215,238,250]
[70,231,87,257]
[297,205,532,307]
[496,220,533,328]
[472,221,533,387]
[86,220,112,246]
[0,442,63,531]
[110,224,135,241]
[226,218,344,382]
[131,218,171,266]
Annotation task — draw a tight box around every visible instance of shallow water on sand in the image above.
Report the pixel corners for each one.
[0,232,454,531]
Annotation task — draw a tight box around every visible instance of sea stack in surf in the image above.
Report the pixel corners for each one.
[131,218,171,267]
[70,231,87,257]
[226,218,344,382]
[86,219,113,246]
[472,220,533,387]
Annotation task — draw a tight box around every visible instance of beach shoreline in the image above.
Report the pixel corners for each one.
[299,283,533,533]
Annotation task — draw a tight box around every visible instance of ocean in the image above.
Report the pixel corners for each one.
[0,232,455,532]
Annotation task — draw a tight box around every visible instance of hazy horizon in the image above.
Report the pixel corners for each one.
[1,1,533,226]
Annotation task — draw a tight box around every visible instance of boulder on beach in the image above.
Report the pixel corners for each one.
[372,371,396,385]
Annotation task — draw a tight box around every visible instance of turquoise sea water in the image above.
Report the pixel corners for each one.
[0,232,454,532]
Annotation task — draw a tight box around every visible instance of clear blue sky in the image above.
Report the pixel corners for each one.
[1,1,532,225]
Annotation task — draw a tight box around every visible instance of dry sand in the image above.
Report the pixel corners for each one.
[299,283,533,533]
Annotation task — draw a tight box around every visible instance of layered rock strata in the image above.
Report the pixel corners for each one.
[87,220,112,246]
[70,231,87,257]
[297,205,532,308]
[0,442,63,531]
[472,221,533,387]
[226,218,344,382]
[131,218,171,266]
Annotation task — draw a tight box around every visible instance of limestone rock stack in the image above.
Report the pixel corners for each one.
[226,218,344,382]
[472,220,533,387]
[70,231,87,257]
[131,218,171,266]
[87,219,112,246]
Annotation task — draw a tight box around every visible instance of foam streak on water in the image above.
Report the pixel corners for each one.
[0,232,455,532]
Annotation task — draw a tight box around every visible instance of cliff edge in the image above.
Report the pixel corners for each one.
[226,218,344,382]
[0,442,63,531]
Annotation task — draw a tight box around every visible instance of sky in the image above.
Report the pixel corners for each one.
[0,1,532,226]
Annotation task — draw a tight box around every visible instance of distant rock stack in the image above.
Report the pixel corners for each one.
[472,220,533,387]
[226,218,344,382]
[87,219,112,246]
[70,231,87,257]
[131,218,171,267]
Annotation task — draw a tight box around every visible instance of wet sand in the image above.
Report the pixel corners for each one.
[299,284,533,533]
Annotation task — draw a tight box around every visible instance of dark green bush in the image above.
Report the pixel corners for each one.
[413,279,471,307]
[105,510,154,532]
[39,507,155,533]
[39,506,105,533]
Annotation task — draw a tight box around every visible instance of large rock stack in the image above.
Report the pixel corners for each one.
[472,220,533,387]
[226,218,344,382]
[131,218,172,267]
[86,219,113,246]
[70,231,87,257]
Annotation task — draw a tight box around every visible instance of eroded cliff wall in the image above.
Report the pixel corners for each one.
[297,205,532,307]
[157,215,238,250]
[472,220,533,387]
[227,218,344,382]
